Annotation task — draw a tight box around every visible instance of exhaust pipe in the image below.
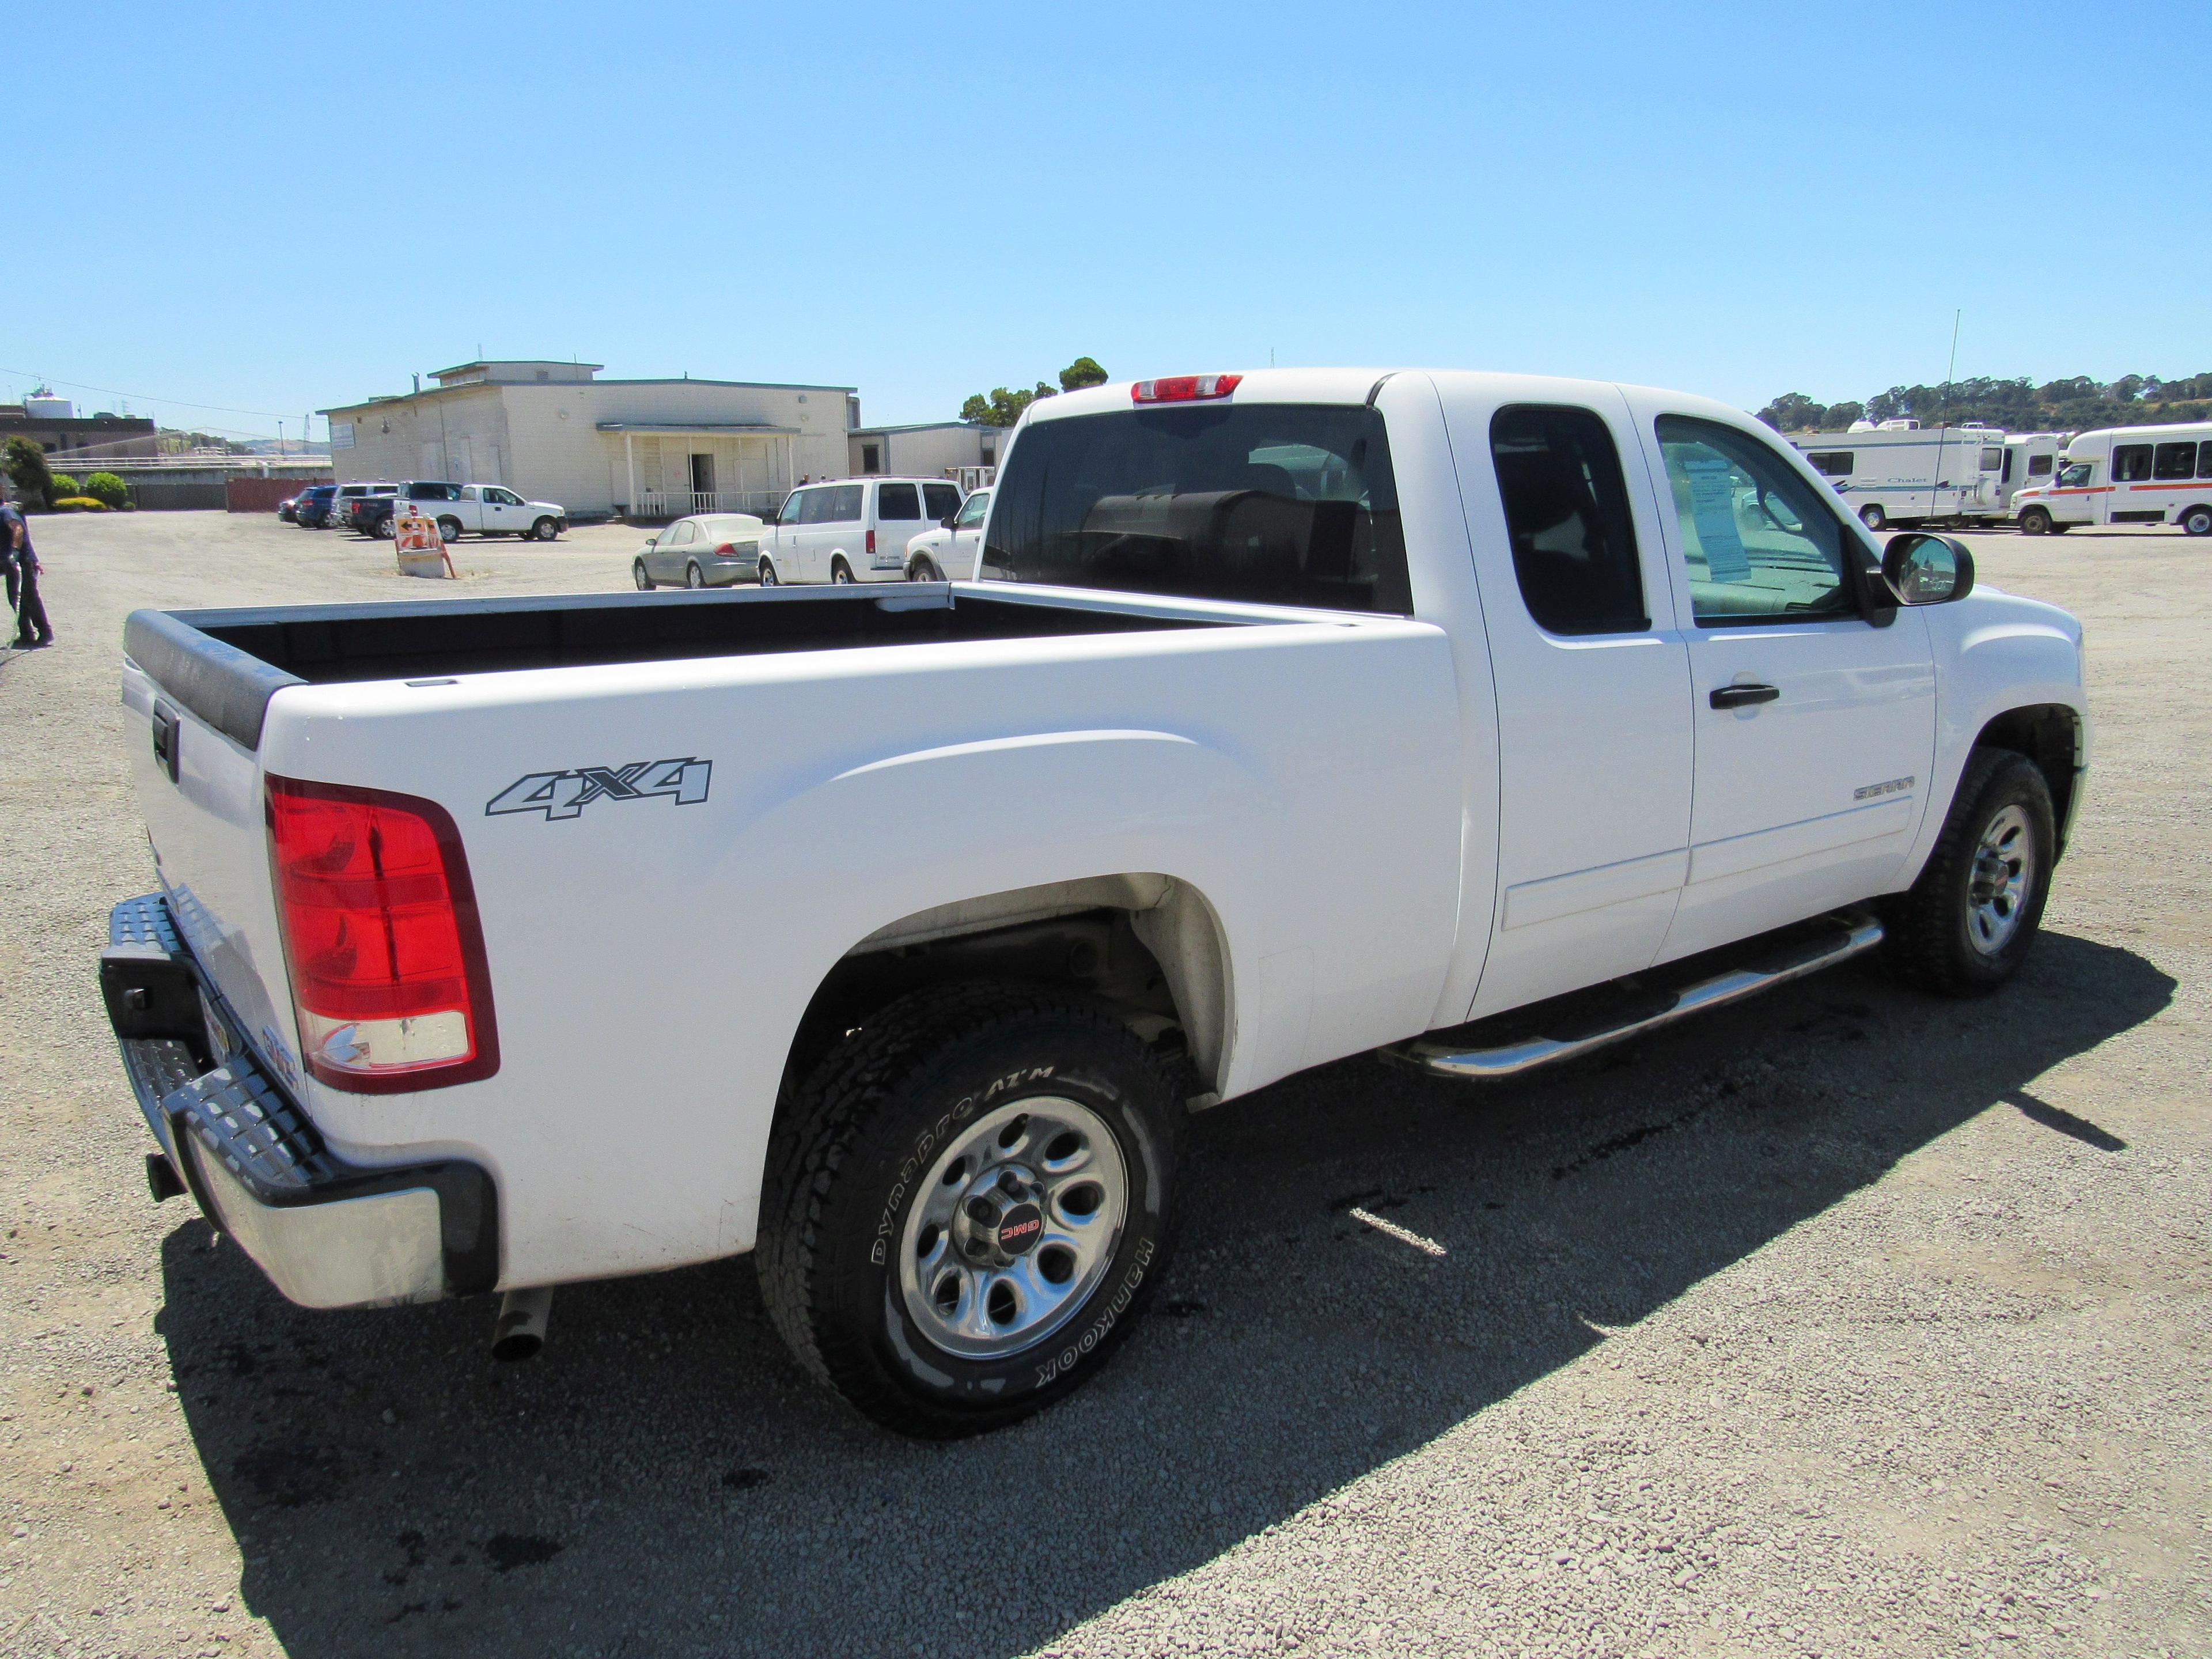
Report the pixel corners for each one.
[490,1286,554,1362]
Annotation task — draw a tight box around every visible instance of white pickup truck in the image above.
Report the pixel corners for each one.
[102,368,2087,1438]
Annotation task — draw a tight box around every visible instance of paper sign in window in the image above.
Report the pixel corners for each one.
[1685,453,1752,581]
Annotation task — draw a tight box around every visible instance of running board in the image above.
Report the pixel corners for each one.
[1383,910,1885,1081]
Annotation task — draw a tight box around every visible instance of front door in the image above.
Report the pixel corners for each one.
[1439,387,1696,1018]
[690,452,717,512]
[1633,404,1937,962]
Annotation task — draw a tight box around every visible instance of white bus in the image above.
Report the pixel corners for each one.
[2010,421,2212,537]
[1791,421,2012,531]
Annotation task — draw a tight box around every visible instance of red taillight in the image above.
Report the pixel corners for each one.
[714,542,734,556]
[266,776,498,1093]
[866,528,877,556]
[1131,373,1243,404]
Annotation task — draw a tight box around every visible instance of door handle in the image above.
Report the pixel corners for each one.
[1710,683,1781,710]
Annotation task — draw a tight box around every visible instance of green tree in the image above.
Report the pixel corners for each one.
[1058,356,1108,391]
[83,471,130,507]
[3,437,54,509]
[1755,392,1828,432]
[959,393,992,424]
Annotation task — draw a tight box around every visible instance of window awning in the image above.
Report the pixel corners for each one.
[596,422,800,437]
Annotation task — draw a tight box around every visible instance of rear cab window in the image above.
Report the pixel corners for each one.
[1489,404,1647,636]
[983,403,1412,614]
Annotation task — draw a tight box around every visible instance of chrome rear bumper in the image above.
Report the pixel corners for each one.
[101,893,497,1308]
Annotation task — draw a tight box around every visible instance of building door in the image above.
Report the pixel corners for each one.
[690,452,715,507]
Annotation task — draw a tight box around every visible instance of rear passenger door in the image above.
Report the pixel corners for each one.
[1628,402,1936,961]
[1438,386,1695,1017]
[872,482,926,577]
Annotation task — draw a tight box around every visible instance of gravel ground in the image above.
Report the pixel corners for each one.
[1,512,2205,1659]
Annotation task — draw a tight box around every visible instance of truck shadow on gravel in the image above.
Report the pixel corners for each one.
[153,929,2170,1659]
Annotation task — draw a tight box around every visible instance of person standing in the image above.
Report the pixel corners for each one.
[3,487,54,648]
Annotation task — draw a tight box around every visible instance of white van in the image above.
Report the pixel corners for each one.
[2012,422,2212,537]
[756,476,967,584]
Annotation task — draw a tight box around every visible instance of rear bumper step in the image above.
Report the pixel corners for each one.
[1384,908,1884,1081]
[101,893,498,1307]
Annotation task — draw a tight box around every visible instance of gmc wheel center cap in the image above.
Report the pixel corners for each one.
[994,1202,1044,1254]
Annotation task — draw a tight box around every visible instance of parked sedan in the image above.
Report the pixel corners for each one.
[632,514,767,589]
[277,494,300,523]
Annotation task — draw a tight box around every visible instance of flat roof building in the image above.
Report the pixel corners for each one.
[0,404,159,465]
[320,360,862,520]
[850,420,1007,485]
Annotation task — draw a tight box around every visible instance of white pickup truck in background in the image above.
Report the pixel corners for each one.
[102,368,2086,1438]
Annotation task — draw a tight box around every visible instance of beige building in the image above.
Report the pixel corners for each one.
[850,420,1007,487]
[321,360,861,520]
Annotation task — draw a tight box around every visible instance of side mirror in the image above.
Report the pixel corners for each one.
[1881,532,1975,605]
[941,513,959,529]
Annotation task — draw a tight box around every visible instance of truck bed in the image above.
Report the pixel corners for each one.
[126,584,1226,749]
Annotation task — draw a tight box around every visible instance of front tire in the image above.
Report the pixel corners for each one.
[1884,749,2055,995]
[909,555,943,582]
[757,984,1184,1439]
[1859,503,1888,532]
[532,517,559,541]
[2181,505,2212,537]
[757,559,779,586]
[2019,507,2052,536]
[632,560,654,590]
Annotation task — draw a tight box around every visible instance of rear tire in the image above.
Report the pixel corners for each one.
[632,560,654,590]
[1883,749,2055,996]
[436,516,463,543]
[1859,503,1888,532]
[2181,505,2212,537]
[756,983,1184,1439]
[2019,507,2052,536]
[831,558,854,584]
[685,562,705,589]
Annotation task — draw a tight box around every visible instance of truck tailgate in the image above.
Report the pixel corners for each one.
[120,657,302,1090]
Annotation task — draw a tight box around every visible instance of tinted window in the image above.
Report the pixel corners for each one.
[795,490,834,525]
[2028,454,2054,476]
[877,482,921,520]
[954,490,990,529]
[983,404,1411,613]
[2200,442,2212,480]
[923,482,962,521]
[827,484,865,522]
[1805,450,1854,477]
[1979,446,2004,472]
[2153,441,2196,480]
[1656,415,1858,626]
[2113,444,2153,482]
[1489,404,1646,636]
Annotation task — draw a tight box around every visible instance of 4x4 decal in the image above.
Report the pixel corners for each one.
[486,757,711,821]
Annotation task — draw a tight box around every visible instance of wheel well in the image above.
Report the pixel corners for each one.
[1974,705,2081,855]
[782,876,1230,1106]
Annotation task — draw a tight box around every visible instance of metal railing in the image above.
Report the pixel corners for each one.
[634,488,786,520]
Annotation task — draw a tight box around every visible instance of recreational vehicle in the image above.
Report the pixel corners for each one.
[1791,422,2008,531]
[2011,422,2212,536]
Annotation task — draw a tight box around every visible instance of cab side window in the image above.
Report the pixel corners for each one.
[955,491,990,529]
[1655,415,1858,627]
[2112,444,2153,483]
[1488,404,1647,635]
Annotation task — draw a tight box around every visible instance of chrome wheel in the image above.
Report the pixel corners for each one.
[685,562,704,589]
[632,560,653,590]
[898,1097,1127,1361]
[832,561,854,584]
[758,560,778,586]
[1967,804,2033,955]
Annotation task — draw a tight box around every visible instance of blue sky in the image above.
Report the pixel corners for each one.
[9,1,2207,442]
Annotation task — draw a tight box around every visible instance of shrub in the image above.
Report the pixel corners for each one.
[48,472,81,499]
[82,471,130,507]
[2,437,54,509]
[52,495,109,511]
